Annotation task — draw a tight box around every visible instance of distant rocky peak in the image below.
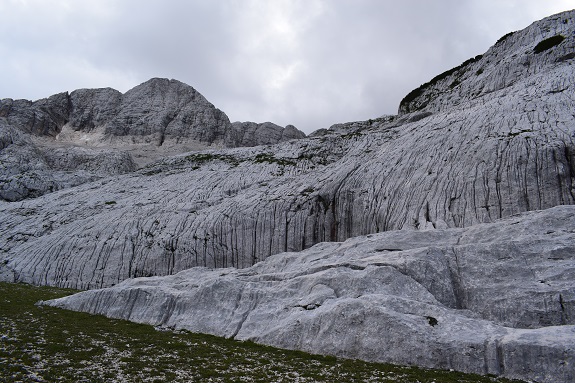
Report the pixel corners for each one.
[0,91,71,137]
[68,87,123,132]
[228,121,306,147]
[122,78,210,110]
[0,77,309,201]
[398,9,575,115]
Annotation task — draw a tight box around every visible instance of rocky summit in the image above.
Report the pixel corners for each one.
[0,78,305,201]
[2,9,575,383]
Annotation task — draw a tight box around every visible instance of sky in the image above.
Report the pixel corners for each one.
[0,1,573,134]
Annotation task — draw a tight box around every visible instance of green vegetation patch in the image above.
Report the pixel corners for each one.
[495,31,515,45]
[534,35,565,53]
[185,153,241,167]
[0,282,527,382]
[253,153,296,166]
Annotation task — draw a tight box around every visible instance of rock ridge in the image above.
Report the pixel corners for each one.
[227,121,306,147]
[399,10,574,114]
[1,78,306,149]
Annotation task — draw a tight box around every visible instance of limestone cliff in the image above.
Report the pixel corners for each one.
[1,11,574,289]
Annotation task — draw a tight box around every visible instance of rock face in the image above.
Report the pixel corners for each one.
[43,205,575,383]
[93,78,230,145]
[0,78,230,146]
[0,78,305,201]
[0,92,72,137]
[397,12,575,116]
[0,118,136,201]
[323,115,395,136]
[2,11,575,289]
[227,121,306,147]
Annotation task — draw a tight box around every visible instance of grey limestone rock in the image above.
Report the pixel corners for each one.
[0,79,232,146]
[0,79,306,200]
[67,87,123,133]
[307,128,330,137]
[42,147,136,175]
[1,10,575,287]
[0,92,71,137]
[43,205,575,383]
[63,79,305,148]
[399,11,575,115]
[2,10,575,382]
[227,121,305,147]
[0,118,136,201]
[327,115,395,135]
[100,78,230,145]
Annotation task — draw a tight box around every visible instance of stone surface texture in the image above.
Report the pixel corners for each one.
[44,205,575,383]
[0,118,136,201]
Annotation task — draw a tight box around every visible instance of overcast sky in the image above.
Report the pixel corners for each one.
[0,1,572,133]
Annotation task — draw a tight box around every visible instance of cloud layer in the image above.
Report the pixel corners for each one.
[0,0,572,133]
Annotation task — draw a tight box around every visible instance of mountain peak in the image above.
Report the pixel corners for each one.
[0,78,306,201]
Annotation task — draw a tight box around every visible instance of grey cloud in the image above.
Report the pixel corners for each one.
[0,0,572,133]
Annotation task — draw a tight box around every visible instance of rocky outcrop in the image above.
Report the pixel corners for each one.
[0,92,71,137]
[325,115,395,135]
[67,87,124,134]
[1,10,575,288]
[399,11,574,114]
[43,205,575,383]
[96,78,231,145]
[0,79,232,146]
[0,78,306,149]
[0,79,305,201]
[227,121,305,147]
[0,119,136,201]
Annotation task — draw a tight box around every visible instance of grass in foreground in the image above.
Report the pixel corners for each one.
[0,282,525,383]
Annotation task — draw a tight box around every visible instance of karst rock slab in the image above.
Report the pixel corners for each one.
[44,205,575,383]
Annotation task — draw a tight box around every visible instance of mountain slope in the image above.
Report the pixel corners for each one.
[3,10,575,289]
[0,78,305,201]
[399,11,574,115]
[2,9,575,383]
[0,11,574,291]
